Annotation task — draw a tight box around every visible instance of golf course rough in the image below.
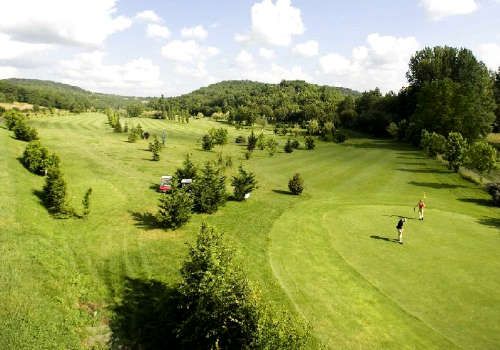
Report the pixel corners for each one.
[0,112,499,349]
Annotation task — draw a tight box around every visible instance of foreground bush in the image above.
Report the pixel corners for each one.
[175,154,198,183]
[201,133,214,151]
[284,139,294,153]
[22,141,59,175]
[333,131,347,143]
[486,183,500,206]
[466,141,497,179]
[288,173,304,195]
[305,136,315,150]
[231,166,257,201]
[43,166,69,214]
[3,110,25,130]
[13,120,38,141]
[110,224,310,349]
[156,189,194,229]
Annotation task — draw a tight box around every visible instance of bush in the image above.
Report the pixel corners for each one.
[126,102,144,118]
[284,139,294,153]
[421,130,446,157]
[235,135,246,144]
[143,131,150,140]
[201,134,214,151]
[3,110,25,130]
[333,131,347,143]
[113,121,122,133]
[288,173,304,195]
[231,166,257,201]
[266,138,278,156]
[247,131,257,151]
[486,183,500,206]
[175,154,198,182]
[13,120,38,141]
[445,132,468,172]
[156,188,194,229]
[305,136,315,150]
[257,133,266,150]
[149,136,162,161]
[191,162,226,213]
[209,128,228,146]
[291,139,300,149]
[244,150,252,160]
[43,165,69,214]
[466,141,497,178]
[21,141,56,175]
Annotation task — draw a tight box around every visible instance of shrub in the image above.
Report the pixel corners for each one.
[288,173,304,195]
[209,128,228,146]
[486,183,500,206]
[333,131,347,143]
[82,188,92,218]
[266,138,278,156]
[244,150,252,160]
[235,135,246,144]
[225,155,233,168]
[445,132,468,172]
[466,141,497,179]
[231,166,257,201]
[21,141,53,175]
[4,110,25,130]
[257,133,266,150]
[421,130,446,157]
[386,122,399,138]
[191,162,226,213]
[156,189,194,229]
[143,131,150,140]
[247,131,257,151]
[43,165,69,214]
[201,134,213,151]
[284,139,294,153]
[126,102,144,118]
[305,136,315,150]
[175,154,198,182]
[291,139,300,149]
[13,120,38,141]
[149,136,162,161]
[113,121,122,133]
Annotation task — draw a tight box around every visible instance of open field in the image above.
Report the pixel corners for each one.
[1,112,499,349]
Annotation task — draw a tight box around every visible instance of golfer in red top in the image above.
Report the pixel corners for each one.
[415,199,426,221]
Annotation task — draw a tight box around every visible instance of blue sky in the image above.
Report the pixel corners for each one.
[0,0,499,96]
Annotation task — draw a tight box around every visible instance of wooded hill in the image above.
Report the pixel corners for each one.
[0,78,147,112]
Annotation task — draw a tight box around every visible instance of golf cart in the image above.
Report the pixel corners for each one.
[158,175,173,193]
[180,178,193,188]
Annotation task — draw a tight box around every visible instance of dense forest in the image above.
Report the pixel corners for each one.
[148,80,359,125]
[0,79,146,111]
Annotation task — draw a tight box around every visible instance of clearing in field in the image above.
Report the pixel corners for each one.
[1,112,499,349]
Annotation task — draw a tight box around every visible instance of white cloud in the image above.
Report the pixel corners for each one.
[236,50,255,66]
[135,10,162,23]
[0,66,18,79]
[293,40,319,57]
[319,33,419,92]
[239,63,311,82]
[420,0,478,20]
[0,0,131,47]
[175,62,209,79]
[476,43,500,70]
[234,33,252,44]
[259,48,275,59]
[58,51,163,96]
[147,24,171,39]
[0,33,52,61]
[181,25,208,40]
[250,0,304,46]
[161,40,219,63]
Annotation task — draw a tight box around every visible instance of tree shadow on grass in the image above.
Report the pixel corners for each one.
[382,214,416,220]
[149,182,160,192]
[272,189,294,195]
[130,211,157,230]
[342,140,405,151]
[109,277,181,349]
[33,189,46,207]
[397,168,452,174]
[458,198,494,207]
[370,235,400,244]
[408,181,469,189]
[477,217,500,229]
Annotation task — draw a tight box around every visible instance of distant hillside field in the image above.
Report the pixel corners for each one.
[0,79,147,111]
[1,112,499,349]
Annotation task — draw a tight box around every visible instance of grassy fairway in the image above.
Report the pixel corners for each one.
[1,113,499,349]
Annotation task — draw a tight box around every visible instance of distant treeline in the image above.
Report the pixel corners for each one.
[149,46,500,144]
[0,79,147,112]
[148,80,360,125]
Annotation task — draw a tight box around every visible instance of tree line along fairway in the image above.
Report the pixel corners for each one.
[0,112,499,349]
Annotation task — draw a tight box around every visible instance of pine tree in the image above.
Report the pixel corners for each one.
[156,189,194,229]
[43,165,68,214]
[231,166,257,201]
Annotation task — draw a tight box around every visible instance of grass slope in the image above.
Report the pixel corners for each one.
[0,113,498,349]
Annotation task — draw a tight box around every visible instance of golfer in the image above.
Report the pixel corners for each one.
[415,199,426,221]
[396,218,406,244]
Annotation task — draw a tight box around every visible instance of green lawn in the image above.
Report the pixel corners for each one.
[1,112,499,349]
